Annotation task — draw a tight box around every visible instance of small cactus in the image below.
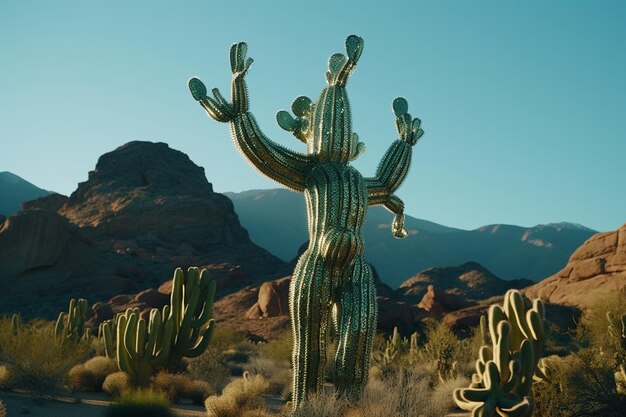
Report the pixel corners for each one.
[608,312,626,394]
[109,267,216,386]
[454,290,547,417]
[55,298,88,343]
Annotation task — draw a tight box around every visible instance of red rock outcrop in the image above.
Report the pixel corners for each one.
[418,284,474,316]
[524,223,626,308]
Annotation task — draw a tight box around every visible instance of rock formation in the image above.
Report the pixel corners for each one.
[525,223,626,308]
[0,141,288,319]
[398,262,533,303]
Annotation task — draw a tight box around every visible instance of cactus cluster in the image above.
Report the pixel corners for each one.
[454,290,547,417]
[190,35,425,409]
[372,327,410,370]
[100,267,216,386]
[55,298,90,343]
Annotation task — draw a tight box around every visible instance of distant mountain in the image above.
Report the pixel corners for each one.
[226,188,597,287]
[0,172,52,216]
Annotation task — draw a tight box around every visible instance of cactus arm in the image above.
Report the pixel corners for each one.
[102,321,115,359]
[366,98,423,237]
[190,43,313,192]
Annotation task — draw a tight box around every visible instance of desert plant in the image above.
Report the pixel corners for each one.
[151,371,212,404]
[69,356,117,391]
[102,371,131,397]
[421,320,465,383]
[55,298,90,343]
[454,290,547,417]
[0,399,5,417]
[204,371,269,417]
[107,267,217,386]
[0,317,90,393]
[371,327,410,374]
[105,387,174,417]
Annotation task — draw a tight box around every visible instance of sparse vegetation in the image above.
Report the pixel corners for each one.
[204,371,270,417]
[102,371,132,397]
[0,316,90,394]
[104,388,174,417]
[151,371,212,404]
[69,355,117,391]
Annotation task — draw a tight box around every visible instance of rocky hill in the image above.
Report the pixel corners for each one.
[0,171,52,216]
[228,189,596,286]
[397,262,533,303]
[0,141,288,318]
[524,223,626,308]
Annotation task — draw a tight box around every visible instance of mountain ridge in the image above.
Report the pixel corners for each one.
[226,188,597,286]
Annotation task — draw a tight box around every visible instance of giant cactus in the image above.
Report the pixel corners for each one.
[189,35,425,408]
[454,290,547,417]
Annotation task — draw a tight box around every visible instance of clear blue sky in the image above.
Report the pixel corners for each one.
[1,1,624,232]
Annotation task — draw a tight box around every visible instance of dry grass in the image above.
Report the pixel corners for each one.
[103,371,131,397]
[205,372,269,417]
[105,388,173,417]
[69,356,117,391]
[151,371,213,404]
[0,317,90,394]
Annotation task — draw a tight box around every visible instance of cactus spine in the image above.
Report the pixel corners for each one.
[190,35,425,409]
[454,290,547,417]
[55,298,89,343]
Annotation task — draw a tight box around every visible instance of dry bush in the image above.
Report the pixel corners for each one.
[103,371,131,397]
[151,371,212,404]
[69,356,117,391]
[533,352,626,417]
[0,365,12,389]
[420,320,467,382]
[244,357,292,395]
[290,389,348,417]
[205,372,269,417]
[186,345,233,392]
[0,317,90,394]
[0,399,6,417]
[346,366,466,417]
[105,388,173,417]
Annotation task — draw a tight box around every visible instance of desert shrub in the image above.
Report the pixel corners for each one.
[103,371,131,397]
[0,317,90,393]
[240,410,275,417]
[343,365,467,417]
[533,351,626,417]
[419,320,467,382]
[0,365,12,389]
[205,372,269,417]
[69,356,117,391]
[151,371,212,404]
[290,389,348,417]
[186,345,233,392]
[104,388,173,417]
[578,289,626,357]
[243,357,292,395]
[257,331,292,365]
[0,399,5,417]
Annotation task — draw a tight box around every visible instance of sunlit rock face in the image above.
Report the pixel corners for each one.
[525,223,626,308]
